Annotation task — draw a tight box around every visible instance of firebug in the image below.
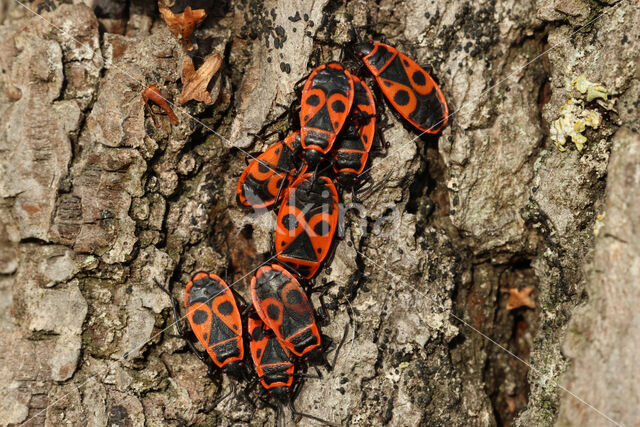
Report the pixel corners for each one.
[332,75,376,186]
[183,272,245,379]
[300,63,355,168]
[356,41,448,133]
[250,264,325,363]
[237,131,306,209]
[248,315,295,398]
[275,172,339,279]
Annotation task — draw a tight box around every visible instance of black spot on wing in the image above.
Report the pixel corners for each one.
[267,303,281,321]
[331,100,346,113]
[252,324,265,341]
[286,288,303,305]
[193,309,208,324]
[394,90,410,106]
[306,94,321,106]
[314,220,330,236]
[218,301,234,316]
[257,161,271,173]
[412,70,426,86]
[380,56,447,130]
[281,214,298,230]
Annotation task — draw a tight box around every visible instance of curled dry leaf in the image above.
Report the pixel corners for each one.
[500,286,536,310]
[178,53,222,105]
[159,6,206,51]
[142,83,178,125]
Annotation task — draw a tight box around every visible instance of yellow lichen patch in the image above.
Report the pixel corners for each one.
[583,110,602,129]
[572,74,608,102]
[551,75,610,152]
[593,213,605,236]
[550,100,601,151]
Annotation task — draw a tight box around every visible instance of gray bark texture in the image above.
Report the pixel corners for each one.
[0,0,638,425]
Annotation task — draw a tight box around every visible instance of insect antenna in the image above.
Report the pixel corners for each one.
[276,403,285,427]
[203,381,235,412]
[289,402,337,426]
[331,322,350,368]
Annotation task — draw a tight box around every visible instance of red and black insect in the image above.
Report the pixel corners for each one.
[237,131,306,209]
[275,172,339,279]
[248,315,294,400]
[250,264,324,363]
[300,63,355,168]
[356,41,448,134]
[332,75,376,186]
[183,272,245,379]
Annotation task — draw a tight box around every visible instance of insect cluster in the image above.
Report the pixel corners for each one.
[160,40,449,422]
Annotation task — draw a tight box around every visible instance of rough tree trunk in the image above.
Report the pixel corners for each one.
[0,0,638,426]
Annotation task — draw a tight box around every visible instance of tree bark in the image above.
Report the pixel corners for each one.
[0,0,638,425]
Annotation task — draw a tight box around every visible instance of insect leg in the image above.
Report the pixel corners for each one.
[331,322,350,368]
[203,379,235,412]
[153,279,187,337]
[273,171,291,207]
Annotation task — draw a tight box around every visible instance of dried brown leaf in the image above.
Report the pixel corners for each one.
[500,286,536,310]
[159,6,206,51]
[142,83,178,125]
[178,53,222,105]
